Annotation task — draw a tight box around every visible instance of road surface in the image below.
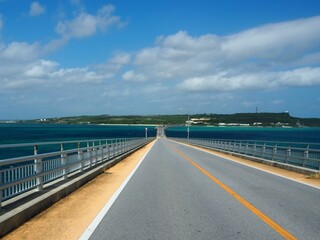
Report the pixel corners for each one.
[84,138,320,240]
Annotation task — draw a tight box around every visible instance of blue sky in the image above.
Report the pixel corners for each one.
[0,0,320,119]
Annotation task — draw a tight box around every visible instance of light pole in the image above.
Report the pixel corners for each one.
[187,111,190,140]
[145,127,148,139]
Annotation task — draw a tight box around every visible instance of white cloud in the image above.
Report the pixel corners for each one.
[125,16,320,92]
[179,67,320,92]
[29,2,46,17]
[143,84,167,95]
[55,4,124,39]
[134,31,221,80]
[2,78,44,90]
[222,16,320,62]
[0,4,126,93]
[56,13,96,38]
[50,67,107,84]
[0,42,41,61]
[0,56,112,91]
[179,72,277,91]
[24,60,58,78]
[1,13,320,118]
[280,67,320,86]
[101,53,131,72]
[122,70,147,82]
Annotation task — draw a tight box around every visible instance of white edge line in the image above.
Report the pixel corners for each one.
[79,140,156,240]
[170,139,320,190]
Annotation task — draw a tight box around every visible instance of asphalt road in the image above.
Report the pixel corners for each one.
[87,138,320,240]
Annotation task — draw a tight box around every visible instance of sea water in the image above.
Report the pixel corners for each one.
[1,124,320,160]
[165,126,320,143]
[0,124,157,160]
[0,123,157,144]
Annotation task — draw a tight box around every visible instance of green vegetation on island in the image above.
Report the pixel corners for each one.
[15,112,320,127]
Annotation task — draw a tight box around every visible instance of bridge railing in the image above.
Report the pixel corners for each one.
[170,138,320,170]
[0,137,153,208]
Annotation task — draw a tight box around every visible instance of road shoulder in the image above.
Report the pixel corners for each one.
[3,141,156,240]
[173,140,320,189]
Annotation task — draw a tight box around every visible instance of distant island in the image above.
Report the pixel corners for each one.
[7,112,320,127]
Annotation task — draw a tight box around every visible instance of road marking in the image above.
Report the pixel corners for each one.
[173,147,297,240]
[170,139,320,190]
[79,140,155,240]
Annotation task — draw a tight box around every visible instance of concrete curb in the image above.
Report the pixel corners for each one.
[0,142,150,237]
[199,145,319,175]
[175,141,319,176]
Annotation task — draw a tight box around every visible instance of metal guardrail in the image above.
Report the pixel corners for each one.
[0,137,153,208]
[171,138,320,170]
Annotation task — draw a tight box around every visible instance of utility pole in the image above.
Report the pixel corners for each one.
[187,110,190,140]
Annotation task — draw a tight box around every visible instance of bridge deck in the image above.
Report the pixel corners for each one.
[4,138,320,240]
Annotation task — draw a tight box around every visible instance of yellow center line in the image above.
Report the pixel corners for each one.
[172,146,297,240]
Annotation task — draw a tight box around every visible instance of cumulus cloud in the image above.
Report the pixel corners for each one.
[122,70,147,82]
[0,42,41,61]
[127,15,320,91]
[24,60,58,78]
[0,3,127,92]
[0,61,112,91]
[55,4,124,39]
[2,13,320,117]
[280,67,320,86]
[101,53,131,72]
[179,72,278,91]
[222,16,320,62]
[179,67,320,92]
[29,2,46,17]
[134,31,221,80]
[50,67,107,84]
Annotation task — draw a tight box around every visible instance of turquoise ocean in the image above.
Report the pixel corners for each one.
[0,124,157,160]
[0,123,157,145]
[165,126,320,143]
[1,124,320,160]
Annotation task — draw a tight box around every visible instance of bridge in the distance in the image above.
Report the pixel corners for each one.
[1,131,320,239]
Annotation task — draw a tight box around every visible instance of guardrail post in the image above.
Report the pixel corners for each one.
[253,142,257,156]
[273,146,277,160]
[78,142,83,172]
[286,147,291,163]
[87,142,92,167]
[121,139,124,153]
[99,141,102,162]
[34,145,43,191]
[93,141,97,165]
[116,140,119,155]
[108,143,111,159]
[304,145,309,167]
[262,144,266,157]
[0,171,3,209]
[115,140,118,155]
[61,143,67,180]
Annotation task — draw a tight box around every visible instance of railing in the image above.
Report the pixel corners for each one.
[0,137,153,208]
[171,138,320,170]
